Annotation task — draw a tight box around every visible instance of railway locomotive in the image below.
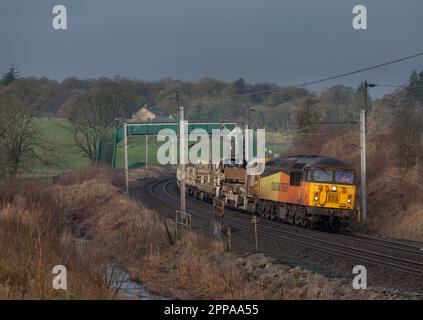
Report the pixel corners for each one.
[177,155,357,231]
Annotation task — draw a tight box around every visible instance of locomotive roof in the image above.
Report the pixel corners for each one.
[266,155,354,171]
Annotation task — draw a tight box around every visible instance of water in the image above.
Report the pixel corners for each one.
[107,264,169,300]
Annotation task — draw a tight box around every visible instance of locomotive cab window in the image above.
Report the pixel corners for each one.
[313,169,333,183]
[290,172,302,186]
[305,169,313,181]
[335,171,354,184]
[310,169,354,184]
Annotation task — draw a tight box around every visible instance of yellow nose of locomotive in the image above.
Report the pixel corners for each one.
[310,183,355,209]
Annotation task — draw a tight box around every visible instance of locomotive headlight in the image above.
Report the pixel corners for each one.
[347,198,352,203]
[314,196,319,201]
[331,186,337,191]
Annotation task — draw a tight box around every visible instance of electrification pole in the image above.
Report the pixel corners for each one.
[360,110,366,224]
[364,81,368,116]
[361,81,376,224]
[123,121,129,194]
[178,105,186,213]
[145,135,149,175]
[245,124,250,201]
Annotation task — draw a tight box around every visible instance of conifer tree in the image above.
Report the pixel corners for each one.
[1,64,20,86]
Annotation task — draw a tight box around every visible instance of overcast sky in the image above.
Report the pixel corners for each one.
[1,0,422,97]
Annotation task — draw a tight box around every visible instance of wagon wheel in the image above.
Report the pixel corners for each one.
[299,207,309,228]
[270,204,276,220]
[304,215,313,228]
[322,218,331,232]
[295,208,305,226]
[302,214,311,229]
[257,202,264,217]
[265,203,272,219]
[261,202,268,218]
[287,206,295,224]
[328,216,340,233]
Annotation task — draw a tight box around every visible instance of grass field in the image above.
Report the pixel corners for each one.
[27,118,291,179]
[29,118,89,179]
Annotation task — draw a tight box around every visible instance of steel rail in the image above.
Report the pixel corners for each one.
[146,177,423,276]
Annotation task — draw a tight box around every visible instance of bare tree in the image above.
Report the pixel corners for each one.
[294,96,321,129]
[392,103,423,169]
[320,85,354,121]
[0,79,51,183]
[288,97,325,154]
[63,86,135,165]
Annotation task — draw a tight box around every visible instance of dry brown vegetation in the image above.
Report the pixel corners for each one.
[0,182,117,299]
[0,167,409,299]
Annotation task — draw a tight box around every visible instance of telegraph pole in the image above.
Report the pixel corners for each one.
[178,105,186,212]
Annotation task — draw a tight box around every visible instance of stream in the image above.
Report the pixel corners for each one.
[107,264,169,300]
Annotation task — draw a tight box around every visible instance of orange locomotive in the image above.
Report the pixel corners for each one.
[178,155,357,232]
[246,156,356,231]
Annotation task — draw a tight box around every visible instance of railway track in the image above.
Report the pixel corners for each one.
[146,176,423,277]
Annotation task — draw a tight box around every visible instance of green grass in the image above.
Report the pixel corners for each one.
[23,118,291,179]
[28,118,89,179]
[115,136,164,169]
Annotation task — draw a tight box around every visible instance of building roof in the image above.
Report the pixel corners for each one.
[147,106,172,117]
[131,104,174,121]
